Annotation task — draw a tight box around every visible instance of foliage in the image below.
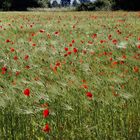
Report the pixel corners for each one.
[38,0,49,8]
[113,0,140,11]
[76,0,113,11]
[0,0,12,11]
[0,0,140,11]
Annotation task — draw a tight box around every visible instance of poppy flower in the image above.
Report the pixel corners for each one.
[112,61,118,65]
[108,34,112,40]
[2,67,7,72]
[43,109,49,118]
[137,45,140,49]
[73,48,78,53]
[54,31,59,35]
[32,43,36,47]
[6,39,10,43]
[10,48,15,52]
[112,39,117,45]
[92,34,97,39]
[67,51,72,55]
[14,56,18,60]
[43,124,50,132]
[72,40,75,43]
[24,55,29,61]
[64,47,68,51]
[1,67,7,74]
[16,71,20,76]
[86,92,93,98]
[133,66,139,73]
[23,88,30,96]
[25,65,30,69]
[56,62,61,67]
[81,84,88,89]
[110,57,113,61]
[40,29,45,33]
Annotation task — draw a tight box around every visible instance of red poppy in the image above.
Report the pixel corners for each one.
[32,43,36,47]
[14,56,18,60]
[1,67,7,74]
[23,88,30,96]
[81,84,88,89]
[43,124,50,132]
[67,51,72,55]
[108,34,112,40]
[86,92,93,98]
[137,45,140,49]
[112,39,117,45]
[64,47,68,51]
[110,57,113,61]
[92,34,97,39]
[2,67,7,72]
[24,55,29,61]
[133,66,139,73]
[73,48,78,53]
[40,29,45,33]
[43,109,49,118]
[112,61,118,65]
[6,39,10,43]
[54,31,59,35]
[72,40,75,43]
[25,65,30,69]
[56,62,61,67]
[16,71,20,76]
[10,48,15,52]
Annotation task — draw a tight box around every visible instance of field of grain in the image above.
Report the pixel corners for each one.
[0,12,140,139]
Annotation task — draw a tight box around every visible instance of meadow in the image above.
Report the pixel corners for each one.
[0,11,140,140]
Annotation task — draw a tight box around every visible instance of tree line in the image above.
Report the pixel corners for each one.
[0,0,140,11]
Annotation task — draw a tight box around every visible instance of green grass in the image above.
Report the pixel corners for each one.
[0,11,140,140]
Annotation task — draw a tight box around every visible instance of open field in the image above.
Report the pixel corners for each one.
[0,12,140,139]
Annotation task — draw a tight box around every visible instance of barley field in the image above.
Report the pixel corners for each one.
[0,12,140,140]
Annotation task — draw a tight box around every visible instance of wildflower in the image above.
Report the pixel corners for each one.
[24,55,29,61]
[110,57,113,61]
[25,65,30,69]
[16,71,20,76]
[10,48,15,52]
[23,88,30,96]
[1,66,7,74]
[56,62,61,67]
[43,109,49,118]
[86,92,93,98]
[55,31,58,34]
[73,48,78,53]
[64,47,68,51]
[81,84,88,89]
[72,40,75,43]
[32,43,36,47]
[112,39,117,45]
[92,34,97,39]
[14,56,18,60]
[69,43,72,47]
[43,124,50,133]
[133,66,139,73]
[108,34,112,40]
[137,45,140,49]
[6,39,10,43]
[112,61,118,65]
[67,51,72,55]
[40,29,45,33]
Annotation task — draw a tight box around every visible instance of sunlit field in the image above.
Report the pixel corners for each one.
[0,11,140,140]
